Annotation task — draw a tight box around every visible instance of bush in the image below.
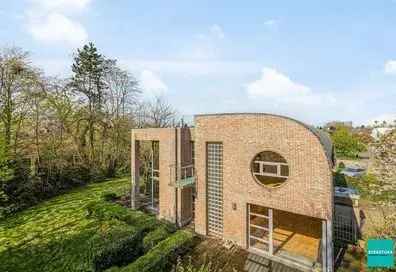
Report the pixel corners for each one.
[102,192,118,201]
[87,201,172,271]
[117,230,194,272]
[143,225,173,253]
[86,201,130,221]
[93,231,143,271]
[331,126,366,158]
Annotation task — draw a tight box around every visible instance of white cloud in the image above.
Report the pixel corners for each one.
[139,70,168,98]
[26,0,91,46]
[209,24,225,39]
[384,60,396,75]
[246,67,336,106]
[247,67,310,98]
[28,13,87,46]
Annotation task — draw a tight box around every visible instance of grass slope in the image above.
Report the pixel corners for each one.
[0,178,135,272]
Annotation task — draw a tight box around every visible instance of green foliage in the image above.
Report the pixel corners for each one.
[71,42,106,102]
[335,172,396,203]
[0,138,13,205]
[331,126,366,158]
[142,223,176,253]
[114,230,194,272]
[333,171,348,187]
[102,192,119,201]
[0,178,165,272]
[93,230,143,272]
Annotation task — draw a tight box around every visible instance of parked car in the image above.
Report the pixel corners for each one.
[341,165,366,177]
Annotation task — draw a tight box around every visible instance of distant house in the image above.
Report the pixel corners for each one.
[131,113,336,271]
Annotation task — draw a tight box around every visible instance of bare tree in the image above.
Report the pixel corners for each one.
[146,97,177,128]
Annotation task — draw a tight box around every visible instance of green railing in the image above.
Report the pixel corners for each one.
[175,176,195,188]
[170,164,195,188]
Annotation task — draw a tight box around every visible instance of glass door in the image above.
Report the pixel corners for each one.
[248,204,273,255]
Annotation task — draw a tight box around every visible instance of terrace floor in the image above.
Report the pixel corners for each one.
[184,236,310,272]
[273,226,321,264]
[272,210,322,267]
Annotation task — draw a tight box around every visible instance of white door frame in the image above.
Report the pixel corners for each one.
[247,204,273,255]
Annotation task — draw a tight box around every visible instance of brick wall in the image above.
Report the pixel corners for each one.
[194,114,333,247]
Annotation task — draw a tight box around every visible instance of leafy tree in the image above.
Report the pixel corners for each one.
[0,43,178,216]
[70,43,106,166]
[331,125,366,158]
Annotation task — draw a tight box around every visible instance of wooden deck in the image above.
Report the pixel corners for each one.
[273,210,322,263]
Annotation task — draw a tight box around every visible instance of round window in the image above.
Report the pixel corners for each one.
[251,151,289,188]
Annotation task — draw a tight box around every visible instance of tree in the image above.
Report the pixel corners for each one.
[331,125,366,158]
[0,47,38,157]
[146,97,177,128]
[102,59,140,175]
[0,43,181,216]
[70,43,106,166]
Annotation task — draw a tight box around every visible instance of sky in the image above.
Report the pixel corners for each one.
[1,0,396,126]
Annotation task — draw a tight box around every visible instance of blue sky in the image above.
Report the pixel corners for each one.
[2,0,396,125]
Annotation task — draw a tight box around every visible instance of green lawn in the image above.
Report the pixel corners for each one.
[0,178,150,272]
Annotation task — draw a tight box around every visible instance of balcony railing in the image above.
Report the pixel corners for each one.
[169,164,195,188]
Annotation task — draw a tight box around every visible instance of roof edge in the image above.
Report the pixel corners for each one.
[194,112,335,168]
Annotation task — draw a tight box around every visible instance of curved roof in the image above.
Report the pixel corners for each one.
[194,113,335,168]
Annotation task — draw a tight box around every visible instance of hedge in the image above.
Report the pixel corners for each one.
[87,201,165,271]
[102,192,118,201]
[107,230,194,272]
[86,201,158,233]
[142,225,172,253]
[93,230,143,271]
[130,230,194,272]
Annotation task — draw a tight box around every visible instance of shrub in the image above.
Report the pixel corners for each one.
[142,226,172,253]
[331,126,366,158]
[86,201,130,221]
[93,231,143,271]
[102,192,118,201]
[117,230,194,272]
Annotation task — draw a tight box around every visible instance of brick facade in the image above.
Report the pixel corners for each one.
[193,114,333,247]
[131,113,334,270]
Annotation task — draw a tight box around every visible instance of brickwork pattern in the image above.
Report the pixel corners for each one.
[194,114,333,248]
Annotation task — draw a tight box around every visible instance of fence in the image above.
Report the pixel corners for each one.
[334,214,359,244]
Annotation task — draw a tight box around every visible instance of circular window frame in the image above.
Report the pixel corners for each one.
[250,150,290,189]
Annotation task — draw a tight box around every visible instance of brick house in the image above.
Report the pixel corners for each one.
[131,113,335,272]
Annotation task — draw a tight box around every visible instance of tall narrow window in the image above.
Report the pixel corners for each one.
[206,142,223,236]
